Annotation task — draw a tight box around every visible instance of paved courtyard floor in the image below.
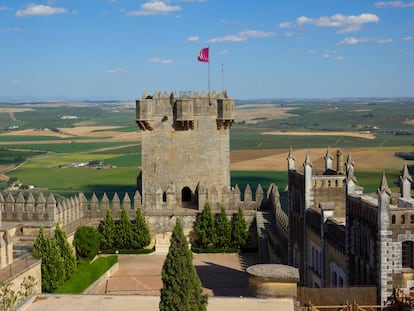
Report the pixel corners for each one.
[19,252,296,311]
[93,252,260,297]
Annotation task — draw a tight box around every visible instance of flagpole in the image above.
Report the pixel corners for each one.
[221,63,224,93]
[208,46,211,103]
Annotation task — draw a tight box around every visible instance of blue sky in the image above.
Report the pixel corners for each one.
[0,0,413,100]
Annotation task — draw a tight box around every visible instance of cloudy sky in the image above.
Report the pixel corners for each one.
[0,0,413,100]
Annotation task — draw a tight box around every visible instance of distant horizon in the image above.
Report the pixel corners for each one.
[1,1,413,99]
[1,94,414,104]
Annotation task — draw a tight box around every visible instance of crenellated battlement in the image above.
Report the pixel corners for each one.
[136,90,234,131]
[0,184,277,234]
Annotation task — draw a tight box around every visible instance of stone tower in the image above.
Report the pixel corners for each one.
[136,91,235,211]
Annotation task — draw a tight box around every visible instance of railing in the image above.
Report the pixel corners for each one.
[0,254,39,284]
[300,301,386,311]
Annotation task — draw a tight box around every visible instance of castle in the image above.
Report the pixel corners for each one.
[287,147,414,304]
[0,91,413,307]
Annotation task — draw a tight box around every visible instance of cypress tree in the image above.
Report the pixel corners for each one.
[32,226,47,260]
[160,218,207,311]
[99,208,116,249]
[195,202,217,248]
[116,206,133,249]
[231,207,249,249]
[215,206,232,249]
[54,223,76,280]
[41,238,65,292]
[131,208,151,249]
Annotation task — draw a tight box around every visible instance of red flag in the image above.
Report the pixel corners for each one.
[197,47,209,62]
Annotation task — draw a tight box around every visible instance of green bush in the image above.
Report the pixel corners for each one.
[73,226,100,260]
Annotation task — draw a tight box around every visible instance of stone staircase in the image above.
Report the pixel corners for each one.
[256,210,280,264]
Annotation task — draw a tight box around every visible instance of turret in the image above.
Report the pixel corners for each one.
[345,152,357,194]
[303,152,313,209]
[136,90,154,131]
[287,147,295,171]
[217,91,235,129]
[175,93,194,130]
[377,173,391,229]
[324,147,334,171]
[336,149,344,175]
[400,163,412,199]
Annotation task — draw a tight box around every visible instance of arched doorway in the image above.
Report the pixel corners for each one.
[181,187,192,202]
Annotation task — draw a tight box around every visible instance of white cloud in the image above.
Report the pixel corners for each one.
[6,27,21,32]
[218,49,228,54]
[176,0,207,2]
[207,29,275,43]
[296,13,379,33]
[16,4,67,16]
[338,37,393,45]
[238,30,276,38]
[207,35,246,43]
[279,22,294,29]
[148,57,173,64]
[322,53,331,58]
[308,49,317,54]
[187,35,199,42]
[403,36,413,41]
[334,56,345,61]
[375,1,414,8]
[127,1,181,16]
[10,79,20,84]
[284,32,294,37]
[106,67,124,74]
[0,6,9,11]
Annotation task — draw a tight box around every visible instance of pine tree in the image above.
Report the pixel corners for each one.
[195,202,217,248]
[99,208,116,249]
[54,223,76,280]
[215,206,232,249]
[41,238,65,292]
[131,208,151,249]
[32,226,47,260]
[160,218,207,311]
[116,206,133,249]
[231,207,249,249]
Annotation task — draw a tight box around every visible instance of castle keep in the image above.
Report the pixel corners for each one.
[136,91,235,211]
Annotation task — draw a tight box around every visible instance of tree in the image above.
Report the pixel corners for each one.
[160,218,207,311]
[131,208,151,249]
[99,208,116,249]
[41,238,65,292]
[32,226,47,260]
[73,226,100,260]
[54,223,76,280]
[215,206,232,249]
[115,207,133,249]
[231,207,249,249]
[195,202,217,248]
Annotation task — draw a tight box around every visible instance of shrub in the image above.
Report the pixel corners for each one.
[73,226,100,261]
[215,206,232,248]
[231,207,249,249]
[195,202,217,248]
[131,208,151,249]
[54,223,76,280]
[99,208,116,249]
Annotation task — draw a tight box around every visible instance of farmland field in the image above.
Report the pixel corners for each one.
[1,99,413,195]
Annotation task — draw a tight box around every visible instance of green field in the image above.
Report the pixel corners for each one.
[1,99,413,196]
